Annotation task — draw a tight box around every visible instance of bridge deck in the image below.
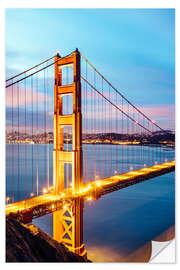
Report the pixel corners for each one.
[6,161,175,221]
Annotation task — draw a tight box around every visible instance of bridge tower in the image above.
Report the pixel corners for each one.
[53,49,85,257]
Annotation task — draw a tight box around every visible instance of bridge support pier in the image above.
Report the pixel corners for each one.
[53,198,86,257]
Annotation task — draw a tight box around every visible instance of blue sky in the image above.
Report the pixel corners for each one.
[6,8,175,129]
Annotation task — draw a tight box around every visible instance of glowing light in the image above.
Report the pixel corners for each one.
[6,196,10,202]
[130,166,133,171]
[63,205,67,210]
[52,204,55,209]
[87,184,91,190]
[30,193,34,197]
[70,183,72,187]
[144,164,146,168]
[151,120,155,124]
[43,188,47,194]
[129,172,141,175]
[87,197,92,201]
[95,175,99,179]
[114,170,118,174]
[96,181,101,187]
[61,193,65,197]
[135,121,138,124]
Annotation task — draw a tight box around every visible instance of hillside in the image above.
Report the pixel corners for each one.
[6,217,89,262]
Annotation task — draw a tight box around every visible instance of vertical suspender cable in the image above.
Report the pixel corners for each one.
[85,61,88,183]
[25,74,27,197]
[127,102,129,171]
[12,82,14,202]
[47,65,50,188]
[101,78,104,178]
[132,108,134,170]
[17,82,20,201]
[44,69,46,190]
[116,91,118,174]
[105,84,107,177]
[31,76,34,195]
[36,70,39,196]
[143,117,144,166]
[90,73,93,182]
[94,70,96,179]
[152,123,153,165]
[141,115,143,168]
[97,79,100,178]
[47,64,49,190]
[11,82,14,202]
[148,120,150,167]
[109,85,112,177]
[82,79,85,185]
[122,97,124,173]
[93,71,95,180]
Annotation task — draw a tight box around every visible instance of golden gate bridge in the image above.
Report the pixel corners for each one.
[6,49,175,257]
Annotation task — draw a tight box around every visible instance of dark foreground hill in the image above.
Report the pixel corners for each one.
[6,218,89,262]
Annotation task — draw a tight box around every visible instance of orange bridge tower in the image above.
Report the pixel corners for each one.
[53,49,85,257]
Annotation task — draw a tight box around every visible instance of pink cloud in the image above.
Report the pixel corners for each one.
[6,85,51,107]
[82,87,175,121]
[83,103,175,120]
[139,104,175,119]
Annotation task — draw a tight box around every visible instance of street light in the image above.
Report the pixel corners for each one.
[96,181,101,187]
[43,188,47,194]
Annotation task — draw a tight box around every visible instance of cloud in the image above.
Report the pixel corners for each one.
[139,104,175,119]
[6,85,51,108]
[6,108,53,133]
[83,103,175,120]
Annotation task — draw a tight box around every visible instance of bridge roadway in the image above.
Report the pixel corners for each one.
[6,161,175,222]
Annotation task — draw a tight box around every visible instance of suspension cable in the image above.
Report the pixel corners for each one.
[6,55,57,82]
[81,75,153,134]
[80,53,167,134]
[6,51,74,88]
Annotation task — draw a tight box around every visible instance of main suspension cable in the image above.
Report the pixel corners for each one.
[81,75,153,134]
[6,52,74,88]
[6,55,57,82]
[80,53,167,134]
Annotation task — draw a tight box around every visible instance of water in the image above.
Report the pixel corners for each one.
[83,172,175,262]
[6,143,175,262]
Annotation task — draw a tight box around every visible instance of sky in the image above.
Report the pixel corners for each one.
[5,8,175,130]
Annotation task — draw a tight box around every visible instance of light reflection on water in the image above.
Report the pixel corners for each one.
[6,144,175,262]
[82,173,175,262]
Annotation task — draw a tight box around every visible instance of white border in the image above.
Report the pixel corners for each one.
[1,1,179,269]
